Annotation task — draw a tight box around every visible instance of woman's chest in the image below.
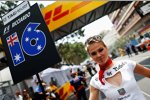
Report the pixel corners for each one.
[100,70,137,99]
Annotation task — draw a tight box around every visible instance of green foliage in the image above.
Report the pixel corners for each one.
[78,29,85,37]
[56,28,86,65]
[39,4,44,9]
[66,28,85,39]
[0,1,18,26]
[99,30,110,38]
[114,36,128,49]
[57,42,88,65]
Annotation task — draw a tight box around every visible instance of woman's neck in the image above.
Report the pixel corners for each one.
[105,62,113,70]
[100,57,113,70]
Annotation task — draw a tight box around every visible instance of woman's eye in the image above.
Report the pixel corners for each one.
[91,52,97,56]
[98,48,104,52]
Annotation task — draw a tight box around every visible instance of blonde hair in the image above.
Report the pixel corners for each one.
[84,35,106,52]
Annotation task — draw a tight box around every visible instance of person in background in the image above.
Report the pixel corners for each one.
[28,87,35,100]
[110,52,118,59]
[89,62,97,74]
[84,35,150,100]
[34,80,47,100]
[50,77,57,86]
[15,90,23,100]
[77,68,86,77]
[86,63,94,77]
[46,82,60,100]
[77,68,88,87]
[118,48,126,57]
[22,89,32,100]
[130,43,138,55]
[139,35,149,52]
[124,42,132,57]
[49,82,58,92]
[70,72,87,100]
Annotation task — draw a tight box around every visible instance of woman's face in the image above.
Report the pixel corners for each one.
[88,42,108,65]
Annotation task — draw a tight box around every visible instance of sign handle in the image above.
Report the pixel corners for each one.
[36,73,46,100]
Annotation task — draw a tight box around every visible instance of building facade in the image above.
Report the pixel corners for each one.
[108,1,150,43]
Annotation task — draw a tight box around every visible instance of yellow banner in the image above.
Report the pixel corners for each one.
[42,1,108,32]
[0,38,2,45]
[56,82,74,100]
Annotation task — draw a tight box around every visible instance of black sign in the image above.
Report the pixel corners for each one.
[0,3,61,84]
[135,2,150,17]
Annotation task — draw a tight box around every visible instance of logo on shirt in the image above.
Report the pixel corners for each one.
[106,71,112,76]
[117,88,126,95]
[113,62,126,71]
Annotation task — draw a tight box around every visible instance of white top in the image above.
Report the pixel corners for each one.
[90,60,146,100]
[15,95,23,100]
[141,37,150,43]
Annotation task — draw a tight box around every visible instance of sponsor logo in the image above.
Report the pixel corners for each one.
[117,88,126,95]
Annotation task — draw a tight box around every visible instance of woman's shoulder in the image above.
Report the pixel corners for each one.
[91,72,98,78]
[115,59,135,64]
[90,73,99,84]
[115,59,136,70]
[90,73,102,89]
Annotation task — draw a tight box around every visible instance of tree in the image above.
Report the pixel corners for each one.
[56,28,86,65]
[0,1,19,52]
[57,42,88,65]
[39,3,44,9]
[99,30,110,38]
[65,29,85,41]
[0,1,18,27]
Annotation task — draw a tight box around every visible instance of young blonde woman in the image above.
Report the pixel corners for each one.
[85,35,150,100]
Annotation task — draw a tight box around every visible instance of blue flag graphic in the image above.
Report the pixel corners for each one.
[6,32,25,66]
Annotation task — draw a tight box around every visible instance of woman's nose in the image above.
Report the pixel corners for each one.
[96,51,102,57]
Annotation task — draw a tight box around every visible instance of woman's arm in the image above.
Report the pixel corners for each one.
[134,63,150,78]
[89,85,99,100]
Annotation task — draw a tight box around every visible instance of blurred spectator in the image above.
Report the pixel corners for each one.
[50,77,57,86]
[77,68,88,87]
[35,81,42,94]
[140,35,150,44]
[49,82,58,92]
[47,82,60,100]
[130,35,139,46]
[129,35,138,55]
[140,35,149,52]
[92,67,97,74]
[34,80,46,100]
[124,42,132,57]
[70,72,87,100]
[86,63,94,77]
[15,90,23,100]
[131,44,138,55]
[110,52,118,59]
[22,89,32,100]
[118,48,125,57]
[77,68,85,77]
[28,87,35,100]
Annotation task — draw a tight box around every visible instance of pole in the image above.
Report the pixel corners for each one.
[8,81,16,100]
[36,73,46,100]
